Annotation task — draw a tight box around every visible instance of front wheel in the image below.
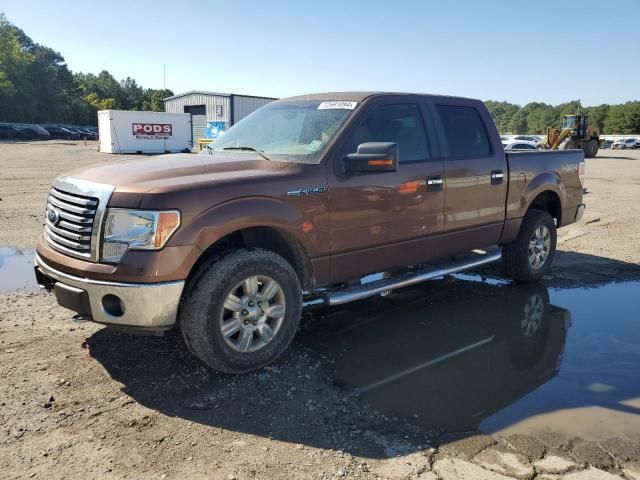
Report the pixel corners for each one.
[584,139,599,158]
[502,210,557,282]
[179,248,302,373]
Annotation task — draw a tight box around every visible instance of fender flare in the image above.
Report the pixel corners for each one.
[521,171,566,217]
[170,196,324,287]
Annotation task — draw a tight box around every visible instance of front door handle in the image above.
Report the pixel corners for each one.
[426,175,443,192]
[491,170,504,185]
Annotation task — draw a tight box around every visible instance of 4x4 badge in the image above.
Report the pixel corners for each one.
[287,186,326,197]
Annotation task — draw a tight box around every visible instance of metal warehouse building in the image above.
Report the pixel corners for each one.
[164,91,276,144]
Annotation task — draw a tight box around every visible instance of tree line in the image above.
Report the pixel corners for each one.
[1,13,639,133]
[485,100,640,135]
[0,14,172,126]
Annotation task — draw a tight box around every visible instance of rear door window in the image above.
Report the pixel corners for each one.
[435,105,491,158]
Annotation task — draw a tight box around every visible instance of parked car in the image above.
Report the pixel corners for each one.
[82,126,99,139]
[503,141,538,151]
[74,127,98,140]
[13,124,51,140]
[34,91,585,373]
[600,140,613,149]
[612,138,637,149]
[512,135,541,145]
[0,124,18,139]
[67,127,94,139]
[43,125,81,140]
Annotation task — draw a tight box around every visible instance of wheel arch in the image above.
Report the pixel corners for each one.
[188,225,315,291]
[521,171,566,226]
[527,190,563,226]
[171,196,324,291]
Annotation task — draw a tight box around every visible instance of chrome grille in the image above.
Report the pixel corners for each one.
[45,187,98,258]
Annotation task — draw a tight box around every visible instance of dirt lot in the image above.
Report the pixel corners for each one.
[1,141,639,480]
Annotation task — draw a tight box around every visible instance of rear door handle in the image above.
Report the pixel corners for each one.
[426,175,443,192]
[491,170,504,185]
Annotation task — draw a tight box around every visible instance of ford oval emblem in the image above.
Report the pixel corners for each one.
[47,208,60,225]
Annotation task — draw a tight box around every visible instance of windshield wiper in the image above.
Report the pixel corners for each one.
[223,146,271,162]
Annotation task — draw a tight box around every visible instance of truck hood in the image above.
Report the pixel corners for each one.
[66,152,297,196]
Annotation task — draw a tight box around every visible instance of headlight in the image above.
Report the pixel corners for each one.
[101,209,180,262]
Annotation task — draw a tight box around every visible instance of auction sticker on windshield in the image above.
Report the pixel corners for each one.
[317,101,358,110]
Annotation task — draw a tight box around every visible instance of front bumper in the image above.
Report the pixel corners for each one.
[34,253,184,329]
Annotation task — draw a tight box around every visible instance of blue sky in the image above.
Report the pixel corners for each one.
[1,0,638,106]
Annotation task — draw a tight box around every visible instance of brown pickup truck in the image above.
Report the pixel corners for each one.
[34,92,585,373]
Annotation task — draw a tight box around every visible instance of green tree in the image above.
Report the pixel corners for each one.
[83,92,116,111]
[141,88,173,111]
[604,102,640,134]
[523,102,556,134]
[584,104,609,133]
[556,100,582,118]
[485,100,520,133]
[121,77,144,109]
[1,13,81,123]
[0,13,35,121]
[508,109,528,134]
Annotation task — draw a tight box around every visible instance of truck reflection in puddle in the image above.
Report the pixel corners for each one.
[299,278,570,433]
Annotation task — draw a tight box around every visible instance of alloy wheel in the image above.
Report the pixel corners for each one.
[528,225,551,270]
[219,275,286,353]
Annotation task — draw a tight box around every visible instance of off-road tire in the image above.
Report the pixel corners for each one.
[559,140,576,150]
[502,210,557,283]
[584,139,599,158]
[179,248,302,373]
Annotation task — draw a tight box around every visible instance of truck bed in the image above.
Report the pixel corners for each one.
[504,149,585,227]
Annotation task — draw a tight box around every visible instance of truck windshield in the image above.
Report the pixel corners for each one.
[205,100,357,163]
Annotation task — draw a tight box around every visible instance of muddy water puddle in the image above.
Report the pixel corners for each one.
[300,277,640,442]
[0,247,37,292]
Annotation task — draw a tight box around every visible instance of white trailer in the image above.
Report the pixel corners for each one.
[98,110,192,154]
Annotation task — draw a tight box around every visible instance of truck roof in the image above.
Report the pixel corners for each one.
[281,91,478,103]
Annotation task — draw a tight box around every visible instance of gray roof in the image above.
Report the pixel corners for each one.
[164,90,278,101]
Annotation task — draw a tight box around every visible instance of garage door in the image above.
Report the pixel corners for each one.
[184,105,207,145]
[191,115,207,144]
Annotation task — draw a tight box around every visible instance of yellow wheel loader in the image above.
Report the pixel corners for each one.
[539,115,600,158]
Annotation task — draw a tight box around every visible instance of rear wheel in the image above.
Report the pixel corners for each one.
[179,248,302,373]
[584,139,599,158]
[502,210,557,282]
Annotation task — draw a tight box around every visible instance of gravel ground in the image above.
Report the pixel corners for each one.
[1,141,639,479]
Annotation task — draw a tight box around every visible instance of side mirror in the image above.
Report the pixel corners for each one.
[344,142,398,173]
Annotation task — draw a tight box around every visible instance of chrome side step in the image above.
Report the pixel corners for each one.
[309,251,502,307]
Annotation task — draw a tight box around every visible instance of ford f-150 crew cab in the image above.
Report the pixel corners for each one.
[34,92,585,373]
